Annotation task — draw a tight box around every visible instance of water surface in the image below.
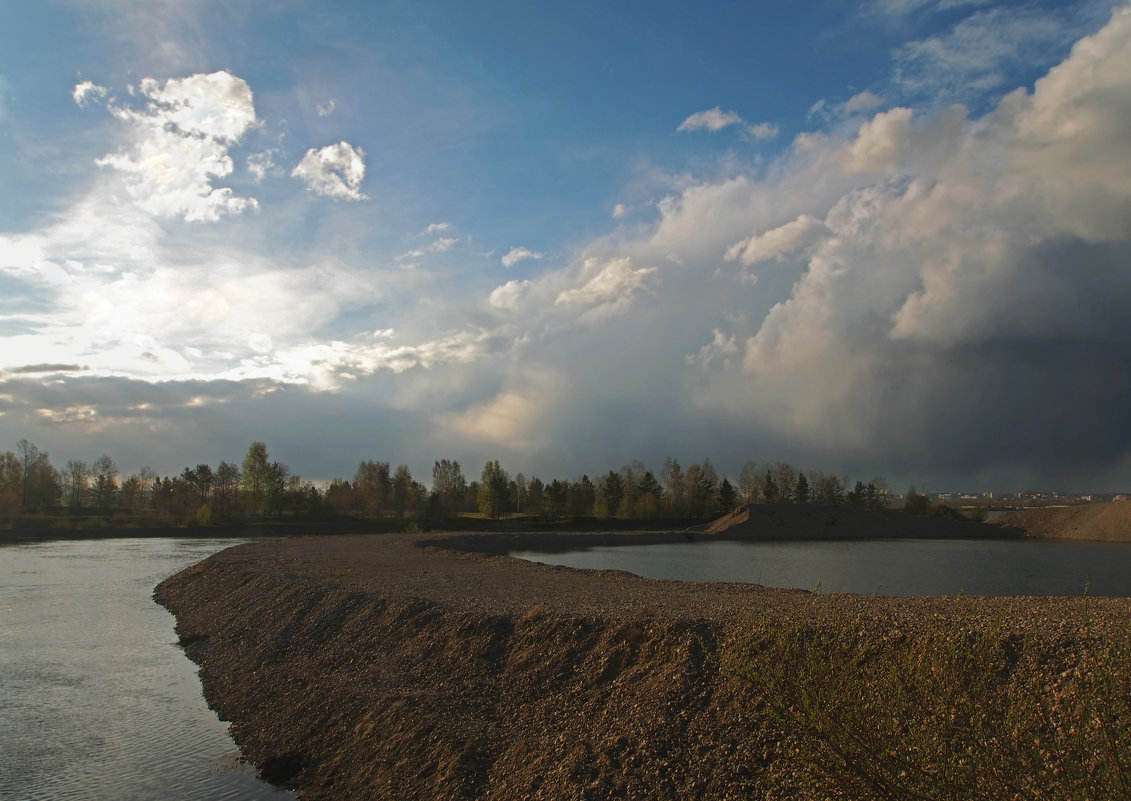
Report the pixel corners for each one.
[510,538,1131,596]
[0,537,293,801]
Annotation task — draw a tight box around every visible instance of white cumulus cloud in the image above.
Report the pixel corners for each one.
[748,121,779,139]
[725,214,832,267]
[292,141,368,201]
[679,107,778,139]
[488,279,531,310]
[250,330,490,391]
[72,80,108,107]
[687,328,738,366]
[844,90,884,114]
[93,71,259,222]
[678,107,744,132]
[809,93,888,124]
[246,150,276,181]
[501,246,544,268]
[397,237,459,262]
[555,257,656,315]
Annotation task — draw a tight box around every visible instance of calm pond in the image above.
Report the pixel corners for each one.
[510,538,1131,597]
[0,537,292,801]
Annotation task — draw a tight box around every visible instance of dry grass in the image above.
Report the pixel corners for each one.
[719,597,1131,800]
[519,603,549,623]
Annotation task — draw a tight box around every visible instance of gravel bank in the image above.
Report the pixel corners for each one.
[155,530,1131,800]
[990,501,1131,542]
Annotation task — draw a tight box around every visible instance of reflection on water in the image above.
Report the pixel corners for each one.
[511,538,1131,596]
[0,538,293,801]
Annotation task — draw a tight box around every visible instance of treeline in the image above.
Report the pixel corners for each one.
[452,458,889,522]
[0,438,893,526]
[0,439,322,525]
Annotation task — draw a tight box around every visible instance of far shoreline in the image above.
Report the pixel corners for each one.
[6,500,1131,545]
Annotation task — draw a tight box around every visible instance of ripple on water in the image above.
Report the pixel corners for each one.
[0,538,293,801]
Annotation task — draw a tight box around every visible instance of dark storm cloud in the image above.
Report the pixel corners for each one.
[0,373,440,481]
[4,364,89,374]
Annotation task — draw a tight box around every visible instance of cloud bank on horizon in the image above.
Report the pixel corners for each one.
[1,0,1130,491]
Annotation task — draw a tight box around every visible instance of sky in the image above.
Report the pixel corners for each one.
[2,0,1130,492]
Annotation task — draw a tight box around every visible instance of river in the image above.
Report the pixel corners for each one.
[0,537,293,801]
[510,537,1131,596]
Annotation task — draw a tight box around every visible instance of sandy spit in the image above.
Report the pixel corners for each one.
[154,529,1128,800]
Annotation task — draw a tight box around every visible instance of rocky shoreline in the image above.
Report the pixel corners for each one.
[155,528,1131,800]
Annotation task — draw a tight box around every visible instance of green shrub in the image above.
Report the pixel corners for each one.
[903,488,930,516]
[929,502,966,521]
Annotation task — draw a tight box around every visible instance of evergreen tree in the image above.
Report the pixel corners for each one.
[597,470,625,518]
[794,472,811,504]
[545,479,569,520]
[762,469,779,504]
[718,476,737,510]
[526,476,545,514]
[635,470,664,518]
[571,474,596,516]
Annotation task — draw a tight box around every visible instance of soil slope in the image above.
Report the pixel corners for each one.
[154,531,1126,800]
[989,502,1131,542]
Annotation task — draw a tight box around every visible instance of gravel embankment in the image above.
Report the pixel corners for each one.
[155,530,1130,800]
[989,501,1131,541]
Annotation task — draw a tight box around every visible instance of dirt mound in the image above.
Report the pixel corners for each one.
[989,502,1131,542]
